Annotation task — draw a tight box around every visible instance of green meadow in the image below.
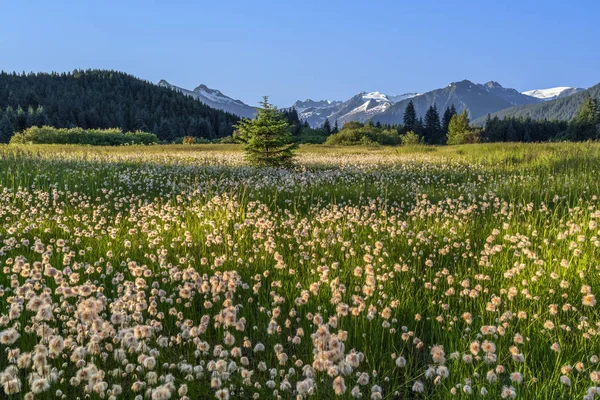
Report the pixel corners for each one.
[0,143,599,399]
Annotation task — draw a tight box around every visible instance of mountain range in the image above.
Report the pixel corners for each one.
[157,78,591,127]
[1,70,592,145]
[292,92,419,127]
[472,83,599,125]
[372,80,547,125]
[158,80,256,119]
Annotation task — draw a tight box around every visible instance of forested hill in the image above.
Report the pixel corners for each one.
[472,82,600,125]
[0,70,239,142]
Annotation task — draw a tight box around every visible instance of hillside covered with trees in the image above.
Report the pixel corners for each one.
[472,82,600,124]
[0,70,240,143]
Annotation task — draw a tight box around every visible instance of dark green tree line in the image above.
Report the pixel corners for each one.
[0,69,239,142]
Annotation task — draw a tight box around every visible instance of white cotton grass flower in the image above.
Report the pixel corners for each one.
[357,372,369,386]
[486,370,497,383]
[3,378,22,395]
[142,356,156,370]
[370,384,383,399]
[582,294,597,307]
[431,345,446,364]
[351,385,362,398]
[395,356,406,368]
[215,388,230,400]
[510,372,523,384]
[0,328,20,345]
[501,386,517,399]
[333,376,346,395]
[30,378,50,394]
[412,381,424,393]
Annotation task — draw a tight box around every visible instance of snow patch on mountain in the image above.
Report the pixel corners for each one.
[362,91,389,102]
[292,91,419,127]
[388,93,420,103]
[522,87,584,101]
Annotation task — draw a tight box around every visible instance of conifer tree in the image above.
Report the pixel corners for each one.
[442,105,457,136]
[414,117,424,137]
[403,101,417,132]
[423,104,442,144]
[447,110,473,145]
[234,96,297,167]
[0,113,13,143]
[15,107,27,132]
[332,120,339,134]
[596,98,600,135]
[568,95,599,140]
[323,118,332,135]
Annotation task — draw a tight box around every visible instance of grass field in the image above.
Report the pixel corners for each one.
[0,143,599,399]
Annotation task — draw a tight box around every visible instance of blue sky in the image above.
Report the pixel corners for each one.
[1,0,599,107]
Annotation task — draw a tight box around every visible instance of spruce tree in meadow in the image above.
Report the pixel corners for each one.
[403,101,417,132]
[235,96,297,167]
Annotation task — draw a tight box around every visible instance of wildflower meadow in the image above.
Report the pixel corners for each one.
[0,143,599,399]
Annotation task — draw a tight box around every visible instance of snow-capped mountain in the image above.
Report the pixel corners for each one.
[156,78,585,127]
[388,93,420,103]
[330,92,393,126]
[157,80,256,118]
[290,99,342,127]
[291,92,419,127]
[292,99,343,113]
[522,87,585,101]
[374,80,544,125]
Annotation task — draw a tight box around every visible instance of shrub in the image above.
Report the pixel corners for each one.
[465,129,483,144]
[325,127,371,146]
[400,131,423,146]
[324,122,400,146]
[10,126,158,145]
[172,136,214,144]
[294,127,328,144]
[447,129,482,145]
[218,136,237,144]
[373,129,401,146]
